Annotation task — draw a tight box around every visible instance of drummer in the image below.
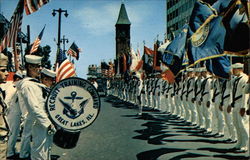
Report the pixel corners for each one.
[18,55,56,160]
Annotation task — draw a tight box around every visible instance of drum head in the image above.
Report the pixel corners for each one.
[46,77,101,132]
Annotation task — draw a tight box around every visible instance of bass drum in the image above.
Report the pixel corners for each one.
[53,129,81,149]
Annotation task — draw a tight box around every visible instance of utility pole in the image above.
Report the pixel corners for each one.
[52,8,68,62]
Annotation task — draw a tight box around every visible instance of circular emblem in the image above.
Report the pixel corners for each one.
[46,77,100,132]
[191,23,210,47]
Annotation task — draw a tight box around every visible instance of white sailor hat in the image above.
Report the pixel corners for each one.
[232,63,244,69]
[187,68,194,72]
[25,55,42,64]
[200,67,206,72]
[0,53,8,67]
[41,68,56,78]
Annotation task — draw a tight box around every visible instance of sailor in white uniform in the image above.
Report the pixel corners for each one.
[6,71,24,158]
[18,55,55,160]
[230,63,249,152]
[199,68,213,133]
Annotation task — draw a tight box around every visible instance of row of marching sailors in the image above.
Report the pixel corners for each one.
[107,62,249,153]
[0,53,57,160]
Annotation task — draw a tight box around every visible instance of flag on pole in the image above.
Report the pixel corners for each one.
[0,0,24,53]
[67,42,81,60]
[24,0,50,15]
[153,40,161,71]
[30,25,45,54]
[56,49,76,82]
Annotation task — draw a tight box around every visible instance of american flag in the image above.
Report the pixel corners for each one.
[67,42,81,60]
[24,0,50,15]
[0,0,24,53]
[56,49,76,82]
[30,25,45,54]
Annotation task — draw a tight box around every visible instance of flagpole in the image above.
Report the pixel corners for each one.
[20,37,24,67]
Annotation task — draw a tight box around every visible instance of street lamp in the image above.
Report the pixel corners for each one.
[61,35,69,54]
[52,8,68,58]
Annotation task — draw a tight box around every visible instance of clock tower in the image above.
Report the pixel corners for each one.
[115,2,131,75]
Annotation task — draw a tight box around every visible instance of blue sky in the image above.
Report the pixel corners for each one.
[0,0,166,78]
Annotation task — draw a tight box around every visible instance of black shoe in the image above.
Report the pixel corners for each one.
[7,154,20,160]
[214,133,224,138]
[234,148,247,153]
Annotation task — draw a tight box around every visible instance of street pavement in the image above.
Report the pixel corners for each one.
[50,95,250,160]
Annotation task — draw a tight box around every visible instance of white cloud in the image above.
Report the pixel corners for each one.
[73,2,153,36]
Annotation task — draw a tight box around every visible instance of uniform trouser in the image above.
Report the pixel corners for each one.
[179,100,185,119]
[31,123,53,160]
[7,112,21,157]
[187,100,197,124]
[19,116,33,158]
[213,103,224,134]
[222,103,237,141]
[152,95,157,109]
[182,100,189,120]
[147,93,152,108]
[196,102,205,128]
[0,139,7,160]
[174,97,181,117]
[164,95,169,112]
[202,101,212,131]
[169,97,175,114]
[232,106,248,149]
[156,94,161,110]
[141,93,146,107]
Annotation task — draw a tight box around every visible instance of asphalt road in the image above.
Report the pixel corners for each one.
[51,96,250,160]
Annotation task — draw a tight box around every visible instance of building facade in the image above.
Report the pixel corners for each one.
[115,2,131,75]
[166,0,195,39]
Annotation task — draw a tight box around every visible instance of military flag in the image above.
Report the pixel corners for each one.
[187,0,227,64]
[205,56,231,79]
[56,49,76,82]
[30,25,45,54]
[24,0,50,15]
[153,40,161,71]
[67,42,81,60]
[162,24,188,76]
[142,46,154,74]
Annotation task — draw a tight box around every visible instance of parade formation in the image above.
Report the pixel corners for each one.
[0,0,250,160]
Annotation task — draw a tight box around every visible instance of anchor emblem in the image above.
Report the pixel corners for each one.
[59,91,89,119]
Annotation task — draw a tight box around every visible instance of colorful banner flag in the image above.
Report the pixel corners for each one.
[206,56,231,79]
[24,0,50,15]
[142,46,154,74]
[153,40,161,71]
[67,42,81,60]
[0,0,24,53]
[30,25,45,54]
[56,49,76,82]
[162,24,188,75]
[187,0,227,64]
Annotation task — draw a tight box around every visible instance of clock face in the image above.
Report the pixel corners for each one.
[118,30,126,37]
